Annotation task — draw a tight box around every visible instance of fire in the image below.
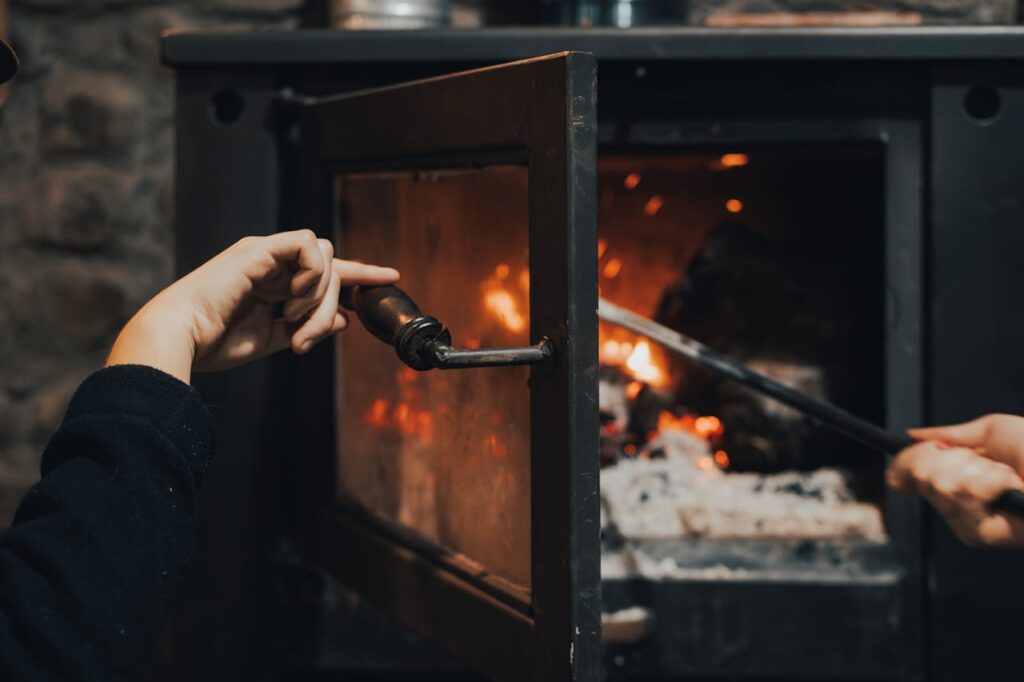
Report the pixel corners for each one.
[367,398,389,427]
[626,341,664,385]
[720,153,749,168]
[484,289,526,333]
[695,415,723,437]
[483,263,528,333]
[725,198,744,213]
[602,257,623,280]
[363,397,433,441]
[625,380,644,400]
[644,195,664,217]
[488,433,509,460]
[597,237,609,259]
[654,410,728,468]
[624,172,642,189]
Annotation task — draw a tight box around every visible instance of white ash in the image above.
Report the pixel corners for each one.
[601,429,886,543]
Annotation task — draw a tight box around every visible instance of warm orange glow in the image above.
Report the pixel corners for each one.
[624,172,642,189]
[495,263,511,280]
[602,257,623,280]
[626,380,644,400]
[696,456,715,471]
[465,337,482,349]
[626,341,664,386]
[714,449,731,468]
[367,398,389,427]
[518,269,530,293]
[657,411,695,434]
[484,289,526,333]
[597,237,609,259]
[623,443,637,457]
[644,195,664,217]
[488,433,509,460]
[602,339,623,364]
[720,153,749,168]
[695,415,723,437]
[725,198,744,213]
[397,368,418,385]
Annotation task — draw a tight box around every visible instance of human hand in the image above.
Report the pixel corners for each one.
[887,414,1024,548]
[106,230,399,383]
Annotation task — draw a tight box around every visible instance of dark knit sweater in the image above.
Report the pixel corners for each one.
[0,365,216,681]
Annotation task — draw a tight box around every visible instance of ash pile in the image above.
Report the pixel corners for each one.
[598,367,887,582]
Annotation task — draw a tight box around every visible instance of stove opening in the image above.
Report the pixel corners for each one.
[597,145,889,580]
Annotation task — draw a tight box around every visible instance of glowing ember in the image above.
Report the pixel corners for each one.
[484,289,526,332]
[465,337,482,349]
[626,380,644,400]
[495,263,511,280]
[597,237,609,259]
[695,415,723,437]
[720,153,749,168]
[624,443,637,457]
[657,411,694,434]
[624,172,642,189]
[643,195,664,217]
[602,257,623,280]
[367,398,389,427]
[725,198,744,213]
[488,434,509,460]
[714,449,731,468]
[626,341,664,386]
[518,269,530,292]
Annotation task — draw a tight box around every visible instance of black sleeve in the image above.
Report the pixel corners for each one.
[0,365,216,681]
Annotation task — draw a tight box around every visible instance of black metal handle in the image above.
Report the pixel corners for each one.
[339,285,553,371]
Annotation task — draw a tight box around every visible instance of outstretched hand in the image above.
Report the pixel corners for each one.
[887,414,1024,548]
[106,230,399,383]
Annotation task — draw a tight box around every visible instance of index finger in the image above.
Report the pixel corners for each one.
[909,414,1024,467]
[333,259,400,286]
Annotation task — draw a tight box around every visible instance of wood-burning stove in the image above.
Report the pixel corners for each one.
[164,27,1024,682]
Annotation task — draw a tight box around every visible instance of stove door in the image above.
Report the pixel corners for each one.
[289,53,599,681]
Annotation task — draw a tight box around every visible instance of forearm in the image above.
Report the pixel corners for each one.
[106,294,196,384]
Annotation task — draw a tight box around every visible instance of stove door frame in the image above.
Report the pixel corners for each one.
[286,52,601,682]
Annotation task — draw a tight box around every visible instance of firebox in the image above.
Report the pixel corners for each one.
[165,27,1024,682]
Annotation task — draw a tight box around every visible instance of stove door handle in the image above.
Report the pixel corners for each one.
[339,285,554,371]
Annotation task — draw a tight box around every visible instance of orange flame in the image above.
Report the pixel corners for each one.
[720,153,749,168]
[714,449,730,469]
[602,257,623,280]
[644,195,664,217]
[367,398,389,427]
[484,289,526,333]
[625,380,644,400]
[626,341,664,386]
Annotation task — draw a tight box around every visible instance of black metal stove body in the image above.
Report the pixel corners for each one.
[165,28,1024,682]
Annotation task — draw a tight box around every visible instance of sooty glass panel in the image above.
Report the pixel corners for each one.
[334,165,531,593]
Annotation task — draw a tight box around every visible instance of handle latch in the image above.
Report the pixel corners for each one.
[339,285,554,371]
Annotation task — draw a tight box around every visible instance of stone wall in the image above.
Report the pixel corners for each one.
[0,0,307,523]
